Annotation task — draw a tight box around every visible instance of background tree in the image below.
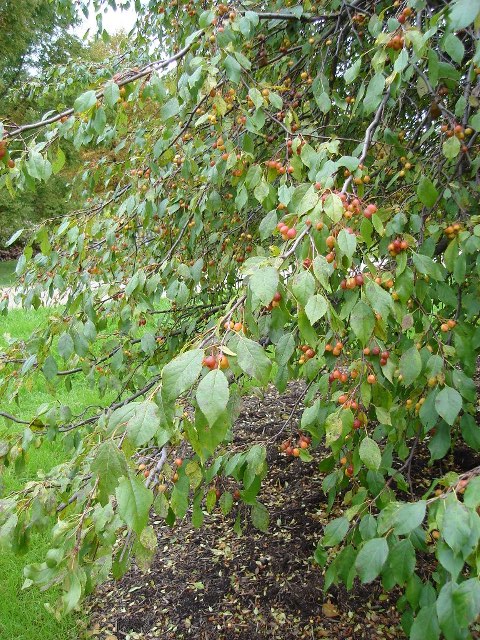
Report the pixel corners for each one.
[0,0,79,94]
[0,1,479,639]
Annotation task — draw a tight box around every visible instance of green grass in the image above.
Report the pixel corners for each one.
[0,259,17,286]
[0,307,107,640]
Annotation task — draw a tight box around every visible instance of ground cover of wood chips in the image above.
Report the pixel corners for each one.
[88,383,480,640]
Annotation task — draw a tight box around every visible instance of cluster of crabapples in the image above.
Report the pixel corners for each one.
[386,33,405,50]
[0,141,15,169]
[298,344,316,364]
[440,318,456,333]
[328,367,357,385]
[266,159,295,175]
[440,122,472,141]
[202,352,229,370]
[340,457,355,478]
[444,222,462,240]
[137,455,184,485]
[276,220,297,240]
[324,340,344,357]
[265,291,282,311]
[387,237,409,256]
[280,433,311,457]
[224,319,244,332]
[340,273,364,290]
[363,344,391,367]
[319,189,378,221]
[396,5,413,23]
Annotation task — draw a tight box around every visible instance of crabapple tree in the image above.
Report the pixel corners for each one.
[0,0,479,637]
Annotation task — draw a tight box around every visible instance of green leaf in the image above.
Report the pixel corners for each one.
[410,605,440,640]
[461,413,480,450]
[253,178,269,203]
[248,88,263,110]
[219,491,234,515]
[389,539,416,586]
[91,441,129,505]
[297,184,319,215]
[441,501,471,554]
[198,9,215,27]
[74,90,97,112]
[62,570,83,614]
[350,301,375,345]
[291,270,316,307]
[57,332,74,360]
[251,502,269,532]
[162,349,204,401]
[449,0,480,30]
[325,411,343,447]
[126,401,160,447]
[305,294,328,325]
[315,91,331,114]
[140,332,156,356]
[363,73,385,115]
[355,538,389,583]
[103,82,120,107]
[336,229,356,260]
[196,369,229,426]
[399,346,422,386]
[437,579,480,640]
[236,337,271,385]
[442,135,461,159]
[434,386,462,425]
[116,472,153,534]
[417,176,439,207]
[443,33,465,63]
[5,228,24,247]
[249,266,278,306]
[52,147,66,174]
[161,97,180,121]
[392,501,426,535]
[259,210,277,240]
[323,194,343,223]
[223,55,242,83]
[365,280,393,318]
[344,58,361,84]
[359,437,381,471]
[42,355,58,381]
[412,253,443,280]
[464,477,480,508]
[275,333,296,367]
[322,517,349,546]
[26,150,52,182]
[171,474,189,518]
[135,525,158,571]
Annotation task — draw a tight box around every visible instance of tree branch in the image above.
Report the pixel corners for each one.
[3,37,201,140]
[341,89,391,193]
[249,11,340,22]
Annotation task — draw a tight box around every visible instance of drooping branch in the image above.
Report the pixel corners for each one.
[0,411,30,425]
[3,36,202,140]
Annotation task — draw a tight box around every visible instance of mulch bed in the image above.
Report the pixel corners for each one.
[87,382,479,640]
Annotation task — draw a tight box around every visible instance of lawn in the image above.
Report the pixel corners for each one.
[0,307,107,640]
[0,259,16,286]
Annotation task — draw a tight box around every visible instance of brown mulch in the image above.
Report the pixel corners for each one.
[0,247,22,261]
[87,382,479,640]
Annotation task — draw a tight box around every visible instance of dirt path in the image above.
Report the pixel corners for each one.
[88,383,479,640]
